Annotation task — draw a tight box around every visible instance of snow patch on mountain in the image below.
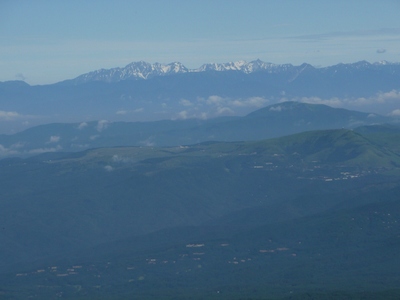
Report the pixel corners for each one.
[71,59,400,84]
[72,59,296,84]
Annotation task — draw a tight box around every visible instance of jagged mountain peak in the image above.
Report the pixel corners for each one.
[197,59,289,73]
[67,59,400,85]
[71,59,295,84]
[73,61,190,83]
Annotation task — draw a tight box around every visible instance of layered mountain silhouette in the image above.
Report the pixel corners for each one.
[1,60,400,133]
[1,60,400,299]
[0,101,395,157]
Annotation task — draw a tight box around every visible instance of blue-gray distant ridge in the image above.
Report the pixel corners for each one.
[68,59,399,84]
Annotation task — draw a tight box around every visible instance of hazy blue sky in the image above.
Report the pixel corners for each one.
[1,0,400,84]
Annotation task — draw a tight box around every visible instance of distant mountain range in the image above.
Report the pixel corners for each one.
[1,60,400,134]
[69,59,294,83]
[0,101,397,158]
[67,59,398,84]
[2,60,400,299]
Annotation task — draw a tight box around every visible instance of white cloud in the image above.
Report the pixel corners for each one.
[78,122,88,129]
[0,144,19,156]
[104,165,113,172]
[298,96,343,107]
[177,110,189,119]
[291,90,400,108]
[206,95,225,105]
[0,110,20,121]
[389,109,400,116]
[232,97,269,108]
[175,95,271,119]
[47,135,60,143]
[96,120,109,132]
[343,90,400,107]
[173,111,209,120]
[199,95,269,112]
[90,135,100,140]
[269,106,283,112]
[10,142,25,149]
[295,28,400,41]
[112,154,132,163]
[116,110,128,115]
[116,108,144,115]
[71,143,89,149]
[29,145,62,154]
[198,112,208,119]
[349,97,370,106]
[139,138,155,147]
[216,107,234,115]
[180,99,193,106]
[375,90,400,102]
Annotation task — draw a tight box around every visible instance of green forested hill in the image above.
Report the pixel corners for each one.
[0,101,396,158]
[1,128,400,299]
